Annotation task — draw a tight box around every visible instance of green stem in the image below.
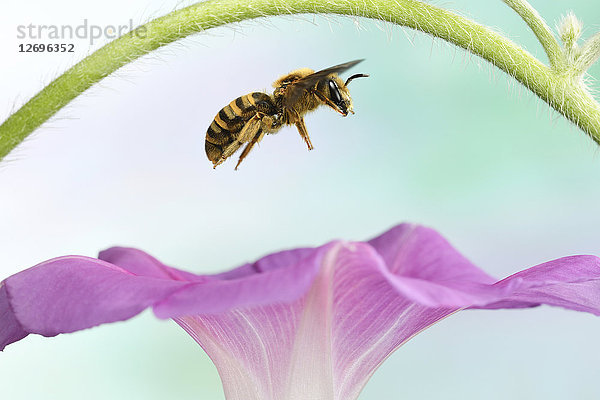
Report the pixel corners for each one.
[501,0,565,70]
[2,0,600,160]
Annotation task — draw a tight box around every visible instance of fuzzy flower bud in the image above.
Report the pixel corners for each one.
[558,11,583,52]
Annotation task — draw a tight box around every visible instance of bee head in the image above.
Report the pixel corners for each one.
[323,73,368,117]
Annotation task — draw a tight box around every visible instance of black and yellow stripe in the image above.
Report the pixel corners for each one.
[205,92,277,164]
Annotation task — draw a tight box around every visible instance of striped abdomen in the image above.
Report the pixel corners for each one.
[205,92,277,164]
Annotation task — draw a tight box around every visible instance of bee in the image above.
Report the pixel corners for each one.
[205,59,369,169]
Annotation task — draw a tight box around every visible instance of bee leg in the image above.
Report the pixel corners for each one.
[235,129,265,170]
[214,114,263,169]
[294,117,313,151]
[217,141,243,167]
[313,90,346,116]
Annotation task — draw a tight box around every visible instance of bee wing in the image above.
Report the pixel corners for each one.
[283,59,364,109]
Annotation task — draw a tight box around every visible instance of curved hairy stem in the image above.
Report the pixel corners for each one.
[2,0,600,160]
[501,0,565,70]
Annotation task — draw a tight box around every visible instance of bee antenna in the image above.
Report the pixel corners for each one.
[345,73,369,86]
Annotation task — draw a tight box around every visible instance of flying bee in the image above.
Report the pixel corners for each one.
[205,59,369,169]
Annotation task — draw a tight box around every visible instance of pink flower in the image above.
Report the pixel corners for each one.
[2,224,599,399]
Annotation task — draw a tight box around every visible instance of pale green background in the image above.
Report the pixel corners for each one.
[1,1,600,399]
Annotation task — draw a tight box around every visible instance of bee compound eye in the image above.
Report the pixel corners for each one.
[328,80,342,104]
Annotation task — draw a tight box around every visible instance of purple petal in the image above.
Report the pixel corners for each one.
[99,247,207,282]
[169,225,600,400]
[99,246,323,318]
[368,224,496,283]
[175,242,457,400]
[0,255,189,350]
[153,247,325,317]
[475,255,600,314]
[362,225,526,307]
[2,223,600,400]
[0,283,28,348]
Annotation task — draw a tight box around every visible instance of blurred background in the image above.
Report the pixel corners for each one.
[1,0,600,398]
